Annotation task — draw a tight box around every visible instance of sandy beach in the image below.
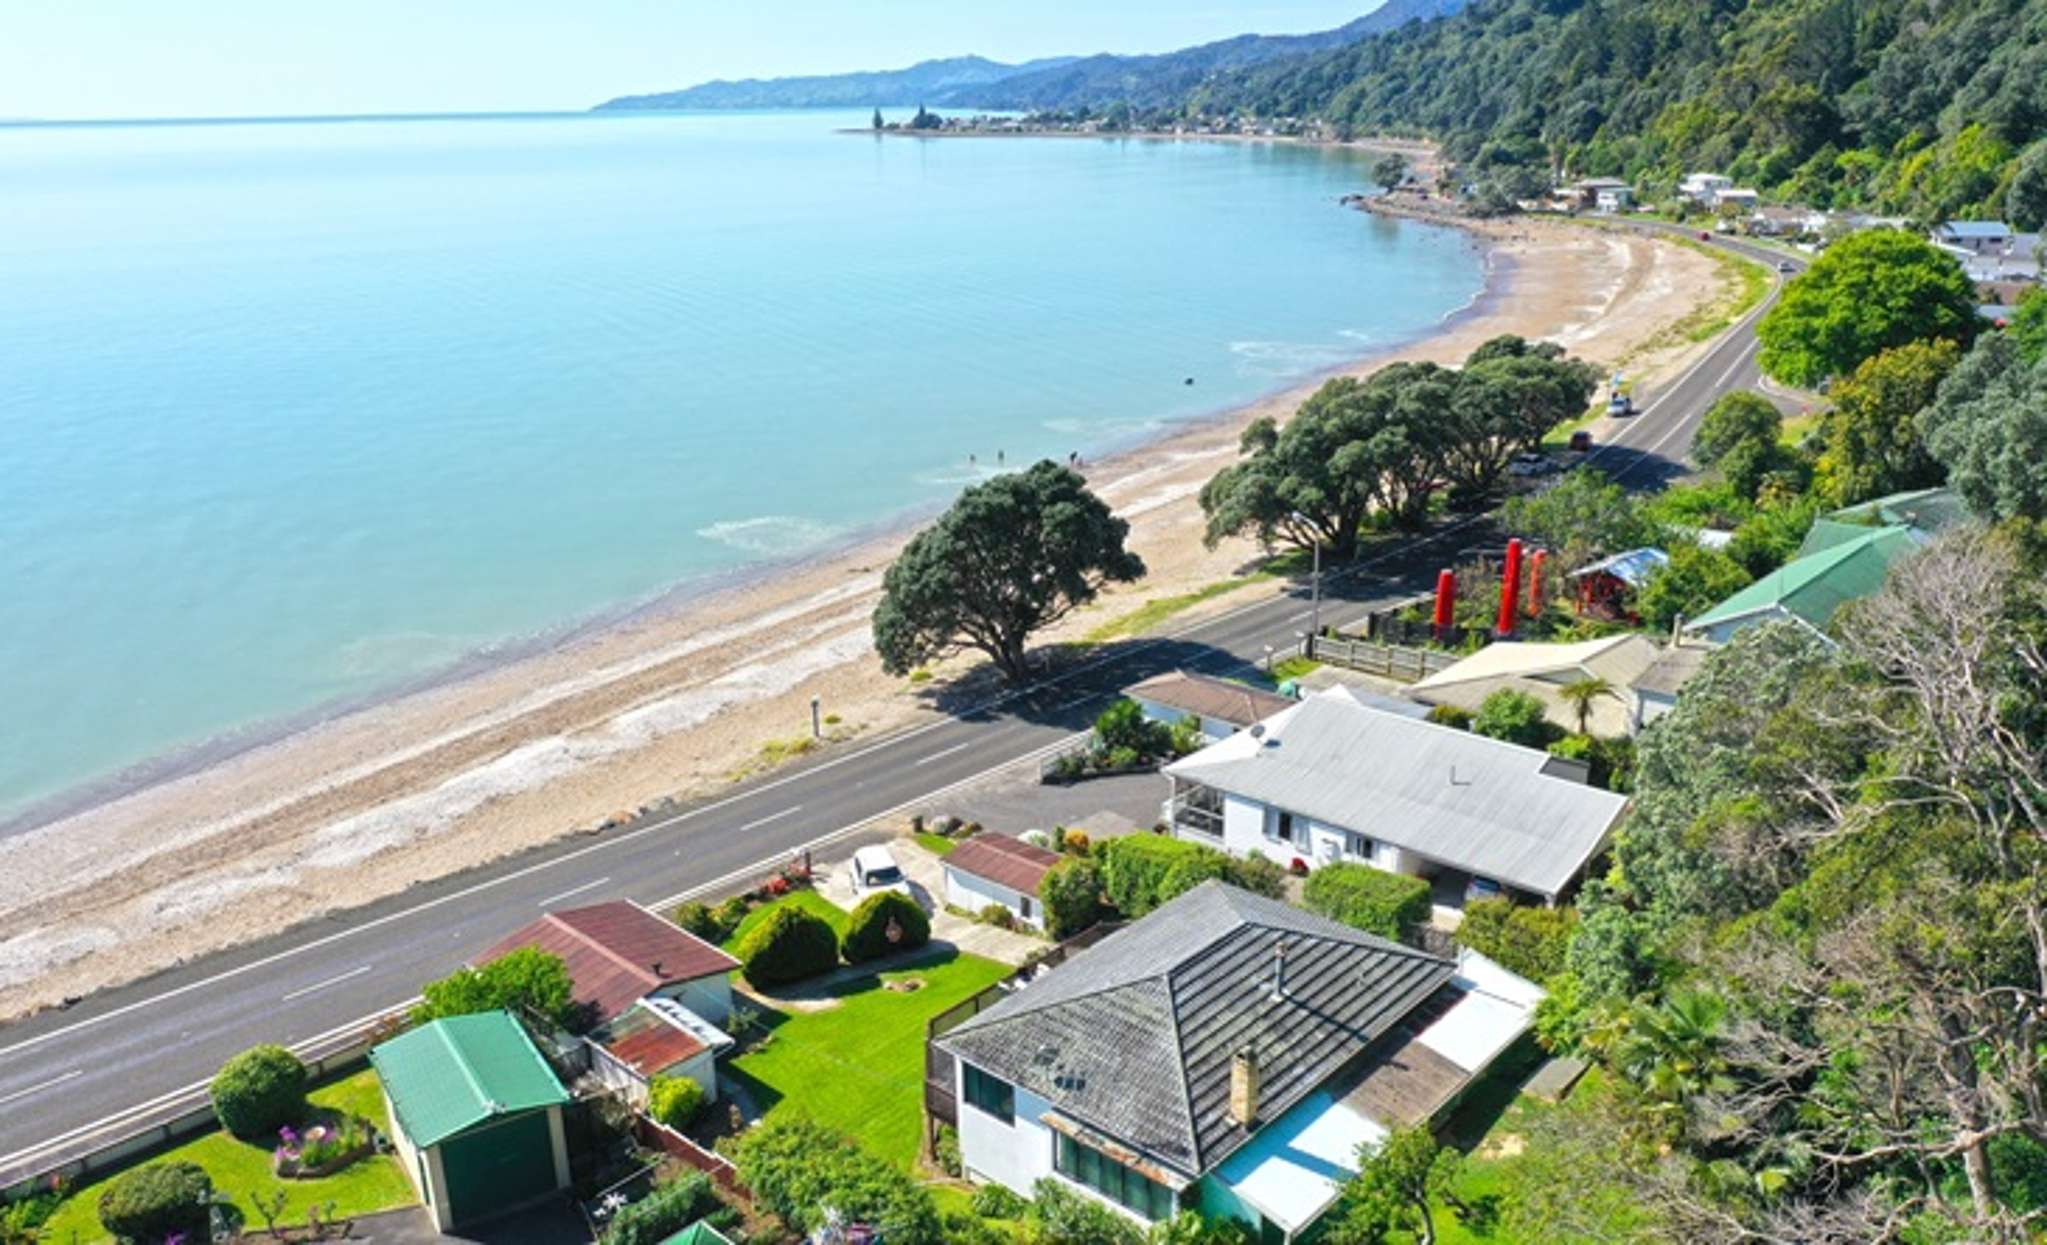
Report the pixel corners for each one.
[0,210,1729,1021]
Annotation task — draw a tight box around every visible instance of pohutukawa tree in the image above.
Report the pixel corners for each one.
[872,461,1144,684]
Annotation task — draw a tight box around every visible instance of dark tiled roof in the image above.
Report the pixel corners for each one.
[937,882,1454,1178]
[945,833,1062,895]
[481,900,739,1023]
[1125,671,1295,728]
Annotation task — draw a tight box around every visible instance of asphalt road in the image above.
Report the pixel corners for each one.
[0,227,1797,1186]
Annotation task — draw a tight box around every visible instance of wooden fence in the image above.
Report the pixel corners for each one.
[632,1117,741,1192]
[1306,635,1459,683]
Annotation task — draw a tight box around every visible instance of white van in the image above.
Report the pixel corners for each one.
[847,844,912,899]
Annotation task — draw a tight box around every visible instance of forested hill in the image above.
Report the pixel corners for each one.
[1187,0,2047,226]
[591,0,1467,114]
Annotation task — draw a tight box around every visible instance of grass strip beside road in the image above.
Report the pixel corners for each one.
[1080,572,1274,645]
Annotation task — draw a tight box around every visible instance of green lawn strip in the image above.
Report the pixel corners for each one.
[41,1068,415,1242]
[1268,656,1322,683]
[913,832,958,856]
[1081,573,1273,646]
[722,889,849,951]
[724,951,1013,1168]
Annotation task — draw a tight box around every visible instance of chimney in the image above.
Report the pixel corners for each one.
[1230,1047,1261,1127]
[1270,939,1290,1001]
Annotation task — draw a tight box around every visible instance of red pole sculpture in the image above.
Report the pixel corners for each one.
[1433,568,1456,641]
[1495,539,1523,638]
[1527,548,1548,617]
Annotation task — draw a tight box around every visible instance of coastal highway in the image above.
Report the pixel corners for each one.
[0,230,1796,1186]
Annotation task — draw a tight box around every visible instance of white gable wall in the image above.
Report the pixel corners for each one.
[1218,793,1423,877]
[945,866,1045,930]
[957,1065,1057,1198]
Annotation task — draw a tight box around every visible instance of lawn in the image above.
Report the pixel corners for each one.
[40,1068,416,1242]
[913,832,958,857]
[723,949,1012,1168]
[722,889,848,950]
[1080,573,1273,645]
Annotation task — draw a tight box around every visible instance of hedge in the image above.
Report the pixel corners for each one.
[1038,858,1103,939]
[730,1116,943,1244]
[840,890,932,964]
[599,1170,714,1245]
[736,904,840,988]
[1456,898,1579,980]
[208,1044,308,1139]
[1301,862,1432,939]
[648,1074,704,1129]
[97,1161,213,1242]
[1100,835,1285,917]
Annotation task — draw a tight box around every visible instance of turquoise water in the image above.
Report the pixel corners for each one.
[0,111,1483,824]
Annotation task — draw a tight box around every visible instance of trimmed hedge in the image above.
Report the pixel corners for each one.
[736,904,840,988]
[841,890,931,964]
[209,1044,308,1139]
[1099,834,1285,916]
[97,1161,213,1242]
[648,1074,704,1129]
[1301,862,1432,939]
[1038,858,1103,939]
[731,1116,943,1244]
[599,1170,714,1245]
[1456,898,1579,981]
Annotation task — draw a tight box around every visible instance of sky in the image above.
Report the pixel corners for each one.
[0,2,1381,121]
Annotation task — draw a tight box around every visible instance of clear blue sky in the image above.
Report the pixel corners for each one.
[0,1,1381,120]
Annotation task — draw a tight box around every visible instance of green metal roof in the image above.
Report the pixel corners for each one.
[369,1010,569,1149]
[1802,487,1965,558]
[658,1224,734,1245]
[1691,525,1922,634]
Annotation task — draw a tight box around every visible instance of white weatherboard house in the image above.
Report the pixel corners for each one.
[942,832,1064,931]
[935,883,1541,1241]
[1164,686,1627,905]
[1125,670,1296,744]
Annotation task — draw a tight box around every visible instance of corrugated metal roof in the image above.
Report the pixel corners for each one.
[480,900,739,1024]
[1940,220,2013,238]
[937,882,1455,1178]
[1567,547,1668,587]
[370,1011,568,1149]
[1409,636,1661,738]
[1689,525,1922,634]
[1126,671,1296,728]
[944,832,1062,895]
[592,997,734,1079]
[1166,688,1628,897]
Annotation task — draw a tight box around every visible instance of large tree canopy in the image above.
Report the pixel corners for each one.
[1756,230,1978,388]
[1814,338,1956,506]
[872,461,1144,683]
[1920,332,2047,523]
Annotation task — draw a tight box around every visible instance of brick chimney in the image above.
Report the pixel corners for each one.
[1229,1047,1261,1127]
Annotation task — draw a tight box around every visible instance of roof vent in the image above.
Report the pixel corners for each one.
[1249,723,1265,739]
[650,960,664,978]
[1270,939,1291,1001]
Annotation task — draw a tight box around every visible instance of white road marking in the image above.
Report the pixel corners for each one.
[740,806,804,831]
[536,876,611,907]
[0,1070,82,1109]
[913,741,975,767]
[279,965,374,1003]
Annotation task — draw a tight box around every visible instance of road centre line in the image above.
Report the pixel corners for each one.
[279,965,373,1003]
[739,806,803,831]
[0,1070,82,1109]
[536,876,612,907]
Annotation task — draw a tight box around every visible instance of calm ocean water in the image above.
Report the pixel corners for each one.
[0,111,1483,824]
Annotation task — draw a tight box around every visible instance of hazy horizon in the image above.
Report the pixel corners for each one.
[0,1,1381,122]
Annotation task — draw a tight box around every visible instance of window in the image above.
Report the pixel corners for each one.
[1019,895,1035,920]
[962,1063,1014,1124]
[1054,1132,1177,1221]
[1344,831,1373,860]
[1270,810,1297,844]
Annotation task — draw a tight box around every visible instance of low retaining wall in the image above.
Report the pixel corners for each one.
[632,1118,740,1192]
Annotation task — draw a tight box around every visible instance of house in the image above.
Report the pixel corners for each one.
[1125,670,1296,744]
[1713,188,1760,212]
[1407,634,1663,738]
[935,882,1541,1241]
[659,1226,734,1245]
[1566,547,1669,620]
[371,1011,572,1232]
[1629,643,1710,730]
[1679,172,1731,204]
[1748,205,1814,237]
[1803,487,1964,555]
[587,996,735,1107]
[1163,686,1628,905]
[481,899,739,1027]
[944,832,1063,931]
[1573,177,1632,211]
[1932,220,2015,256]
[1683,524,1924,645]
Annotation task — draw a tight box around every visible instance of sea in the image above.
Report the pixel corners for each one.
[0,109,1486,829]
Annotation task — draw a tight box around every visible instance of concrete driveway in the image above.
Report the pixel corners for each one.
[819,837,1046,966]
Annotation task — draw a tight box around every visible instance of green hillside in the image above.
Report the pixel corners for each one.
[1188,0,2047,226]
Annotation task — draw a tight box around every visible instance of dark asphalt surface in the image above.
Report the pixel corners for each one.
[0,227,1797,1185]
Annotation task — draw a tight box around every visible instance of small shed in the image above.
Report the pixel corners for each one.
[942,832,1063,930]
[588,996,735,1107]
[1124,670,1295,743]
[1629,643,1709,729]
[1568,548,1668,620]
[481,900,740,1027]
[371,1011,572,1232]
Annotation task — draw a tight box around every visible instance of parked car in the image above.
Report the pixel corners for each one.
[1777,260,1796,273]
[1607,392,1635,416]
[1697,230,1712,242]
[1507,452,1558,477]
[1569,430,1595,453]
[847,844,912,898]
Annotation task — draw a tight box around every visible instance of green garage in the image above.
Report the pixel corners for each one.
[371,1010,572,1232]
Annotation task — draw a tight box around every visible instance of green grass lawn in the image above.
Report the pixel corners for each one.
[1081,573,1273,645]
[40,1068,416,1242]
[723,950,1012,1168]
[913,832,958,857]
[722,888,849,950]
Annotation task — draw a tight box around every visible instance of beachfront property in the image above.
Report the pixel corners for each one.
[1678,172,1732,205]
[371,1010,573,1232]
[587,995,736,1108]
[1124,669,1297,744]
[933,882,1541,1241]
[1163,686,1627,906]
[1407,634,1663,738]
[1931,219,2016,256]
[482,899,740,1027]
[942,831,1064,931]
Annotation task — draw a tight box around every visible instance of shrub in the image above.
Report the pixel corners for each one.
[1302,863,1432,939]
[672,900,722,943]
[1223,851,1287,899]
[1159,850,1232,901]
[1094,698,1167,758]
[1104,745,1142,771]
[413,946,580,1030]
[731,1117,942,1244]
[713,895,753,937]
[933,1124,962,1177]
[600,1170,714,1245]
[970,1182,1027,1219]
[840,890,932,964]
[977,903,1016,930]
[209,1044,308,1139]
[96,1162,213,1242]
[941,1211,1011,1245]
[1027,1178,1144,1245]
[1168,714,1207,757]
[1059,828,1091,856]
[1426,703,1473,730]
[1472,688,1560,749]
[736,904,840,988]
[1457,898,1579,981]
[647,1074,704,1129]
[1039,858,1104,939]
[1100,835,1232,917]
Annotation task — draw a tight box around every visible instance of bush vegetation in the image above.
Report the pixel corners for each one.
[1455,898,1579,981]
[598,1170,714,1245]
[208,1044,308,1140]
[1038,857,1104,939]
[413,946,581,1030]
[839,890,931,964]
[1098,835,1284,918]
[96,1161,214,1242]
[730,1116,942,1244]
[735,903,840,988]
[646,1074,703,1130]
[1302,863,1432,940]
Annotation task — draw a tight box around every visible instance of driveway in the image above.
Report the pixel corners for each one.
[819,837,1046,966]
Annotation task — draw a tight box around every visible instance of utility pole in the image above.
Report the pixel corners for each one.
[1309,536,1323,641]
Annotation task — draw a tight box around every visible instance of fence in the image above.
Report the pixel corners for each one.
[631,1117,741,1192]
[1306,634,1460,683]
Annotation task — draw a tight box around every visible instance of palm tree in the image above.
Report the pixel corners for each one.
[1557,675,1620,736]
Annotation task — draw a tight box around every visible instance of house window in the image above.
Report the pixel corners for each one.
[1344,832,1374,860]
[962,1063,1014,1124]
[1269,810,1297,844]
[1053,1132,1176,1221]
[1019,895,1035,921]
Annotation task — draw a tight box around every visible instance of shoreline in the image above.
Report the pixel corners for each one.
[0,208,1729,1021]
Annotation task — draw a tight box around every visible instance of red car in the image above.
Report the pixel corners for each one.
[1569,430,1595,453]
[1698,230,1712,241]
